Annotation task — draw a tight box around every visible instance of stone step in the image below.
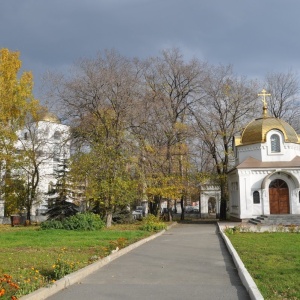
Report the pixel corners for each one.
[249,215,300,226]
[249,218,261,225]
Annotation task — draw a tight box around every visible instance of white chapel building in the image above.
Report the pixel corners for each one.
[228,90,300,221]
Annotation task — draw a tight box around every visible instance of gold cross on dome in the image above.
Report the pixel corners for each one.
[258,89,271,107]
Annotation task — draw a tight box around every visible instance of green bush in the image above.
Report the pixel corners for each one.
[40,219,63,230]
[63,213,105,230]
[139,214,167,232]
[41,213,105,231]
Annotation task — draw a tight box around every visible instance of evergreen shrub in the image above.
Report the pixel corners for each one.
[40,219,64,230]
[41,213,105,231]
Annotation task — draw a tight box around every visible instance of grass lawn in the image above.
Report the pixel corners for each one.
[0,224,152,298]
[227,231,300,300]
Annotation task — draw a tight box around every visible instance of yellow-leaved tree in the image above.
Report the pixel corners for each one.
[0,48,40,216]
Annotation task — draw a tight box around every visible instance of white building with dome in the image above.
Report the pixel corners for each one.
[228,90,300,221]
[0,112,71,220]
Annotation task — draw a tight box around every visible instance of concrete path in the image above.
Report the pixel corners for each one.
[46,223,250,300]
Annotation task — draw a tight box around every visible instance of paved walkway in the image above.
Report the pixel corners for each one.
[46,223,250,300]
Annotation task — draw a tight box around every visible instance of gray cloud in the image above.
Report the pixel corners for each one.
[1,0,300,97]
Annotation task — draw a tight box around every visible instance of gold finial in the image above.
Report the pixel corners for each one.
[258,89,271,117]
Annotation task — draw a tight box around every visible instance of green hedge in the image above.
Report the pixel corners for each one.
[40,213,105,231]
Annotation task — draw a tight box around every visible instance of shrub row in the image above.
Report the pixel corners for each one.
[40,213,105,231]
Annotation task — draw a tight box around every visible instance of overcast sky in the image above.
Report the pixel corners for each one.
[1,0,300,100]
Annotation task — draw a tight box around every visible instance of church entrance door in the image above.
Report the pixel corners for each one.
[269,179,289,214]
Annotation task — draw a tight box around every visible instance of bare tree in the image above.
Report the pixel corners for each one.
[51,50,142,227]
[44,48,266,223]
[264,70,300,131]
[190,64,258,219]
[137,48,204,220]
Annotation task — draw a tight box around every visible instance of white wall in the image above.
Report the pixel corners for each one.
[14,120,71,215]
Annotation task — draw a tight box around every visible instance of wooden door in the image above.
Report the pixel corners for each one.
[269,179,289,214]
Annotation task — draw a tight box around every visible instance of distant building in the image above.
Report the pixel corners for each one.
[0,112,71,221]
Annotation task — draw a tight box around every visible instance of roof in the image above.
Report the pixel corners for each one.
[240,116,299,145]
[41,112,61,124]
[236,156,300,169]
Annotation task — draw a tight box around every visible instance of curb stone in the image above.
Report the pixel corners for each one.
[20,223,177,300]
[218,223,264,300]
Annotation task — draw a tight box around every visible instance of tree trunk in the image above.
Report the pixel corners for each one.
[149,195,160,216]
[219,177,228,220]
[106,212,113,227]
[180,196,185,221]
[219,198,227,220]
[167,199,172,222]
[26,205,31,222]
[174,200,177,214]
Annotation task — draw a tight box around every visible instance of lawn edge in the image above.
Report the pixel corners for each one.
[217,223,264,300]
[20,222,177,300]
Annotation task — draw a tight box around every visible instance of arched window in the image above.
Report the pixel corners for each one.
[270,134,280,153]
[269,179,288,189]
[253,191,260,204]
[53,131,61,140]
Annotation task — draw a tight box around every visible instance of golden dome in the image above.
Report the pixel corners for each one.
[241,116,299,145]
[41,112,61,124]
